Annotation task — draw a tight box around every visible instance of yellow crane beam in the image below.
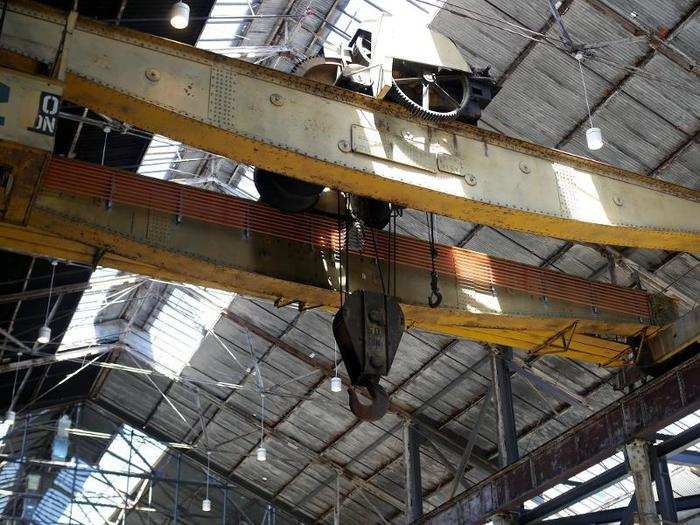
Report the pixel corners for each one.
[0,142,671,366]
[1,0,698,251]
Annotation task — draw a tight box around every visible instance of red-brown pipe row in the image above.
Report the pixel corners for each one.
[43,157,652,319]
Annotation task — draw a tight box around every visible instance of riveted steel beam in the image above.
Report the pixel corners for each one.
[1,1,699,252]
[0,145,661,366]
[418,355,700,524]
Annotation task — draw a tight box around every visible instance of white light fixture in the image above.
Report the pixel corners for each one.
[330,376,342,393]
[37,325,51,344]
[170,1,190,29]
[202,498,211,512]
[576,54,604,151]
[26,473,42,491]
[256,389,267,461]
[5,410,16,427]
[586,127,604,151]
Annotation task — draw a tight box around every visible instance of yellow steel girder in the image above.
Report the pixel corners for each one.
[0,141,656,367]
[0,0,698,252]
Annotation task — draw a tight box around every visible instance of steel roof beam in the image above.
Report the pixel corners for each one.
[580,0,697,74]
[87,400,314,524]
[0,344,118,373]
[1,1,699,251]
[418,355,700,524]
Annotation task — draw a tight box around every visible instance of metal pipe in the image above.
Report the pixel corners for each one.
[491,346,519,467]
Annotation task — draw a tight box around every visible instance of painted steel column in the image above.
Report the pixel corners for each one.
[626,440,661,525]
[491,346,519,525]
[651,454,678,523]
[491,346,519,467]
[403,419,423,523]
[173,452,181,524]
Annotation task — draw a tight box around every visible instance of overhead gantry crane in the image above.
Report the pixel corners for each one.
[0,0,698,376]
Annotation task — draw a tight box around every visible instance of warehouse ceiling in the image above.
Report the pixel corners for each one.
[0,0,698,523]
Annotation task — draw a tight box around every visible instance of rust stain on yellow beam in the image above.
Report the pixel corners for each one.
[0,214,635,367]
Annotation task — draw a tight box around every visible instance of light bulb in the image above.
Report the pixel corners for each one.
[330,376,342,393]
[202,498,211,512]
[256,446,267,462]
[5,410,16,426]
[586,127,604,151]
[37,325,51,344]
[170,1,190,29]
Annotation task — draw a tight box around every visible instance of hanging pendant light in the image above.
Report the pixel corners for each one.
[257,391,267,461]
[170,1,190,29]
[330,339,342,392]
[576,53,604,151]
[37,325,51,344]
[37,260,58,344]
[330,376,342,393]
[202,451,212,511]
[586,127,604,151]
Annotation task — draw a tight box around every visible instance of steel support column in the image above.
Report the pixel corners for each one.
[404,420,423,523]
[491,346,519,468]
[491,347,519,525]
[650,454,678,523]
[625,440,660,525]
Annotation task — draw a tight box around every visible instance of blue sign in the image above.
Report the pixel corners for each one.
[0,83,9,126]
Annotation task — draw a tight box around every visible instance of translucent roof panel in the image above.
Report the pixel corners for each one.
[66,425,166,524]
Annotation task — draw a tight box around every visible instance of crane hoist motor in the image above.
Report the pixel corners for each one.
[254,15,499,219]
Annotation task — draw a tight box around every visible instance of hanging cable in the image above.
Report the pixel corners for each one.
[426,213,442,308]
[202,452,212,511]
[45,260,57,324]
[576,54,604,151]
[37,260,58,344]
[577,57,594,129]
[256,392,267,461]
[101,127,110,165]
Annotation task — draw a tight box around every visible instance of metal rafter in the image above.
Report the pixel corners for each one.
[420,356,699,523]
[580,0,697,73]
[556,3,699,148]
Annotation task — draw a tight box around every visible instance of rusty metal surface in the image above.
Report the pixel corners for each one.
[42,156,652,320]
[419,354,700,524]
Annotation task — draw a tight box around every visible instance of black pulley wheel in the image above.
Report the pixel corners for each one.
[254,168,324,213]
[349,195,391,230]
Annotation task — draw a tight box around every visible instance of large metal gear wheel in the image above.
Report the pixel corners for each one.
[291,54,343,84]
[389,63,471,121]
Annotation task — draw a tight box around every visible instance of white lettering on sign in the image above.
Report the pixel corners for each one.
[28,92,60,136]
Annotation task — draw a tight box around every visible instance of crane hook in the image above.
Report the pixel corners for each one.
[348,380,390,421]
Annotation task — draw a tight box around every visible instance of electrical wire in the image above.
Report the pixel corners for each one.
[44,260,58,328]
[577,57,595,129]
